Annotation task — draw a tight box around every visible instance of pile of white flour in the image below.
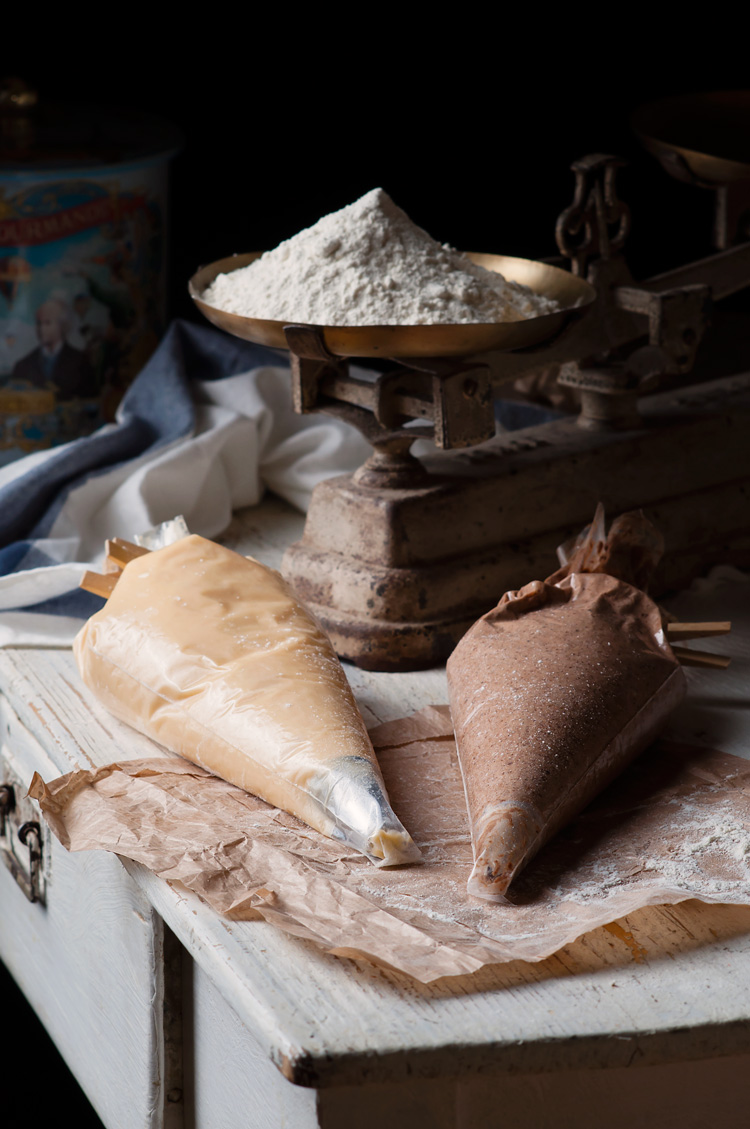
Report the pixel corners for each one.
[202,188,559,326]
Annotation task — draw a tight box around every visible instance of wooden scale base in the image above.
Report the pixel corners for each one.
[282,367,750,670]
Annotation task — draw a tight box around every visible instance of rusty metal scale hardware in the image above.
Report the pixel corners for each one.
[190,92,750,671]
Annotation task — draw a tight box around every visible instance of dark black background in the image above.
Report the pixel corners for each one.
[2,23,748,1126]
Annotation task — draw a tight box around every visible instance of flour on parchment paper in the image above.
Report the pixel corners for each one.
[202,188,559,326]
[30,709,750,981]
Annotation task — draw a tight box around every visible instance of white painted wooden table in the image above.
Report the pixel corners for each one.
[2,496,750,1129]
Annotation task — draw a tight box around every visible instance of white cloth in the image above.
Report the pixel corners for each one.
[0,363,371,647]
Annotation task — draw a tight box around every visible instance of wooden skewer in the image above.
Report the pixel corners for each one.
[81,539,153,599]
[106,538,151,568]
[665,620,732,670]
[666,621,732,641]
[671,645,732,670]
[80,570,119,599]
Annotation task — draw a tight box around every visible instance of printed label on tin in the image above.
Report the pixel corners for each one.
[0,169,167,466]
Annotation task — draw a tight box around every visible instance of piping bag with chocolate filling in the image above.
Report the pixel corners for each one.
[74,534,420,867]
[446,506,686,901]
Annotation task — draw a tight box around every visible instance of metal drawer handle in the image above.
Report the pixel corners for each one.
[0,783,14,832]
[0,783,45,905]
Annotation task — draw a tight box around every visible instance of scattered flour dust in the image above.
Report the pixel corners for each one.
[202,187,560,327]
[689,817,750,861]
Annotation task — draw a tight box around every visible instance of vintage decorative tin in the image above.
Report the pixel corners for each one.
[0,80,181,465]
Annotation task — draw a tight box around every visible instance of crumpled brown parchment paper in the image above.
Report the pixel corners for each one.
[29,705,750,983]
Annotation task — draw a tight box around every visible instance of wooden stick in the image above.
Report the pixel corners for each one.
[80,570,118,599]
[106,538,151,568]
[81,539,152,599]
[666,621,732,641]
[672,645,732,670]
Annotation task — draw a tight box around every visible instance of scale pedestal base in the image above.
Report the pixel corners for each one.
[282,372,750,670]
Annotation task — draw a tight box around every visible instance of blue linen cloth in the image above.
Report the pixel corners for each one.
[0,319,371,645]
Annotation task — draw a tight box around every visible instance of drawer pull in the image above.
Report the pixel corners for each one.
[0,783,14,831]
[0,781,45,905]
[18,821,43,902]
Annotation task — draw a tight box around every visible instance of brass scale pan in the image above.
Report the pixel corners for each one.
[190,252,595,360]
[192,92,750,358]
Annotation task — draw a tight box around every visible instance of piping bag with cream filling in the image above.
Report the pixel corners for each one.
[446,506,686,901]
[74,534,420,866]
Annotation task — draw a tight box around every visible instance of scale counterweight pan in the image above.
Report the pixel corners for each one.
[632,91,750,186]
[189,252,595,359]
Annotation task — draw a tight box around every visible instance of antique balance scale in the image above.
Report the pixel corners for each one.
[190,92,750,672]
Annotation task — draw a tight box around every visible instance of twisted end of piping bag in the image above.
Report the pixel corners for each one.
[466,801,545,902]
[310,755,422,866]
